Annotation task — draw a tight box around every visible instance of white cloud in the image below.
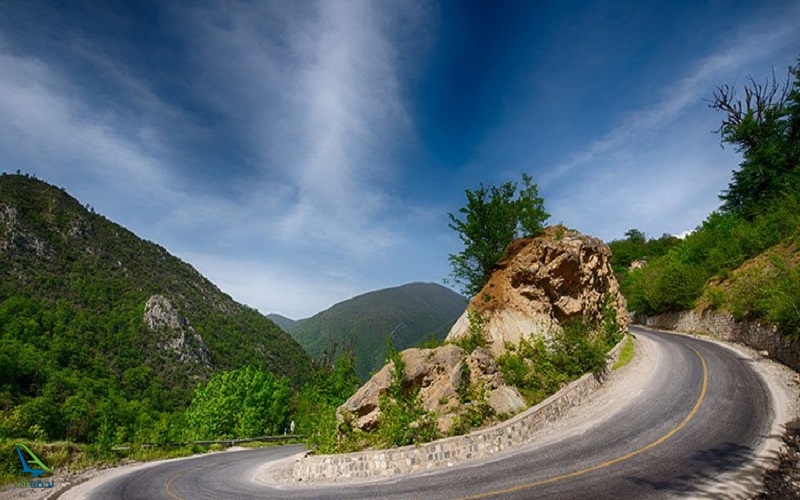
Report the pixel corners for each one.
[6,1,792,317]
[182,251,362,320]
[539,9,800,241]
[0,49,175,204]
[542,32,792,189]
[180,0,415,259]
[0,3,434,317]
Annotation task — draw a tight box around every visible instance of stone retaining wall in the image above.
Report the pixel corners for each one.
[636,310,800,372]
[291,336,627,482]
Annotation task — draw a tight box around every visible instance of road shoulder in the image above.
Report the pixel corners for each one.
[259,331,660,489]
[634,325,800,498]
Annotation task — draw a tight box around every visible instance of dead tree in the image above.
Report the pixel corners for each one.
[708,69,792,148]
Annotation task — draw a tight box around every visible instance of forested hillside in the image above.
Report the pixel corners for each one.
[0,174,311,444]
[286,282,467,380]
[266,313,297,332]
[609,57,800,339]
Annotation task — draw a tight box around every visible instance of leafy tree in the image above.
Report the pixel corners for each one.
[644,255,706,313]
[448,173,549,296]
[646,233,682,260]
[182,366,290,440]
[517,173,551,236]
[608,229,681,275]
[625,228,646,245]
[292,353,359,453]
[710,59,800,217]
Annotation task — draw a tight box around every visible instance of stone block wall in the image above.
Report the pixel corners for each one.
[291,337,626,482]
[636,310,800,372]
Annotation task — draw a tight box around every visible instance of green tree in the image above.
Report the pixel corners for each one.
[292,353,359,453]
[608,229,682,274]
[617,55,800,331]
[645,256,706,313]
[710,59,800,217]
[182,366,290,440]
[517,173,550,236]
[448,174,549,296]
[608,229,647,273]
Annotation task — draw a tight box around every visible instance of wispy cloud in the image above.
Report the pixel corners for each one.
[0,1,431,317]
[537,6,800,241]
[0,49,173,203]
[2,0,795,317]
[180,0,416,259]
[541,18,800,189]
[182,251,361,319]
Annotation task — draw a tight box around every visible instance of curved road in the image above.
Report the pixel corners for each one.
[77,328,773,499]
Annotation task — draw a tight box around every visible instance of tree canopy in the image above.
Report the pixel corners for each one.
[448,174,549,297]
[710,59,800,218]
[183,366,291,440]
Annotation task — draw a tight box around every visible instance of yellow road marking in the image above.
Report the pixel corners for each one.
[165,467,193,500]
[455,346,709,499]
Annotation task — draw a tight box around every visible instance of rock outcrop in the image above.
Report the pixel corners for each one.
[446,229,628,357]
[144,295,212,365]
[0,204,51,257]
[337,344,526,435]
[337,228,626,438]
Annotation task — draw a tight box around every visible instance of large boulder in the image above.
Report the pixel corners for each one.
[446,229,628,357]
[338,228,626,439]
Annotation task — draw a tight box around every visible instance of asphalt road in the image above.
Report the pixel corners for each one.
[81,328,773,499]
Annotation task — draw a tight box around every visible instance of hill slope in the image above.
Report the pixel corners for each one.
[267,313,297,332]
[696,232,800,336]
[286,282,466,380]
[0,174,310,443]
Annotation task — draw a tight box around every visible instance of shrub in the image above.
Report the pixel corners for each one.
[452,309,487,354]
[375,345,439,447]
[449,371,494,436]
[761,260,800,340]
[498,320,616,407]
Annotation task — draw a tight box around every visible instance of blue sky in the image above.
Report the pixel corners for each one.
[1,1,798,319]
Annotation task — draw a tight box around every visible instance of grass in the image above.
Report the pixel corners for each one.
[612,336,635,371]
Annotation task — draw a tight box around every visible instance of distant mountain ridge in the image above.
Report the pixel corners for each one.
[283,282,467,380]
[0,173,310,443]
[266,313,297,332]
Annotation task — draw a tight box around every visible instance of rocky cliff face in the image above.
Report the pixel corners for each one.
[144,295,212,366]
[446,229,628,357]
[337,228,626,438]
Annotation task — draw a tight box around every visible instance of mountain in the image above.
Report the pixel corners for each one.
[0,174,310,443]
[285,282,467,380]
[267,313,297,332]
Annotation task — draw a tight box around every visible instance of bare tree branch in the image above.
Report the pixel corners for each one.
[707,68,792,135]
